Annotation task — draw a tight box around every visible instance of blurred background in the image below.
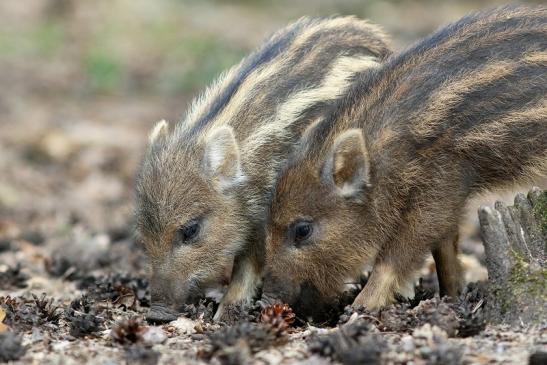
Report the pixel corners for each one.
[0,0,544,285]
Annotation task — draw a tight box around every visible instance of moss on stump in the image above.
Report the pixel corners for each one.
[478,187,546,325]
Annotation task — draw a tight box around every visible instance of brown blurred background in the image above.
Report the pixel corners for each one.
[0,0,543,269]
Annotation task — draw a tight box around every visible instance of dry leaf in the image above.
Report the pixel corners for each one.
[0,307,9,332]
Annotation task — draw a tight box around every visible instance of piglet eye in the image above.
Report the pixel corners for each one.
[292,219,314,246]
[176,219,200,244]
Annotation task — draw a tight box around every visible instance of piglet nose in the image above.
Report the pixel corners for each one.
[146,303,179,324]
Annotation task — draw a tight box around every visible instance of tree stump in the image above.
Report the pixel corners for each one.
[478,187,546,325]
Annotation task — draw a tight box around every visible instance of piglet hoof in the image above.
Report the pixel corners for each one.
[352,288,392,311]
[351,291,370,310]
[212,304,225,322]
[146,303,179,324]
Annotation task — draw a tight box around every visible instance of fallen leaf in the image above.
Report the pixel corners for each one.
[112,286,137,310]
[168,317,196,335]
[0,307,9,332]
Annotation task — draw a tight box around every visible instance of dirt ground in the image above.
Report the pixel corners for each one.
[1,1,546,364]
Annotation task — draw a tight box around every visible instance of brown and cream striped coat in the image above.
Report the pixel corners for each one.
[134,16,391,322]
[262,6,546,315]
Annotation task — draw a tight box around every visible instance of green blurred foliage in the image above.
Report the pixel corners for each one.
[0,0,542,99]
[30,22,65,56]
[84,51,122,93]
[0,21,64,57]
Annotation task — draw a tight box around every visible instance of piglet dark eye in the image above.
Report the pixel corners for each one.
[176,219,200,244]
[291,219,314,246]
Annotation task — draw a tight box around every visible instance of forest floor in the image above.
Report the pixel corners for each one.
[1,215,546,364]
[1,1,546,364]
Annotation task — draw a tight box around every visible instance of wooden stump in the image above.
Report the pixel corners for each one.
[478,187,546,325]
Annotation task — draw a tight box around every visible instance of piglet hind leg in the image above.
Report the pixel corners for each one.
[352,247,428,310]
[352,262,401,309]
[432,232,463,299]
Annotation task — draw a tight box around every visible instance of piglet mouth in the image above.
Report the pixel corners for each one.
[146,303,180,324]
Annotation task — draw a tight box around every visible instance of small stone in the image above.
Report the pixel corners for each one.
[298,355,331,365]
[190,334,205,341]
[420,346,433,358]
[413,324,448,342]
[0,332,26,362]
[52,340,71,352]
[26,276,50,290]
[140,326,167,345]
[168,317,196,335]
[401,335,415,353]
[125,345,160,365]
[30,328,44,344]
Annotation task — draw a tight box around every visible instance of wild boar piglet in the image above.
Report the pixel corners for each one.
[262,6,547,314]
[134,16,391,322]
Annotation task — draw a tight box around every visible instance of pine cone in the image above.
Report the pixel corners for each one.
[258,304,295,332]
[110,317,145,344]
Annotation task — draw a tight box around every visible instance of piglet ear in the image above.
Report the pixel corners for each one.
[203,126,245,192]
[322,129,370,201]
[148,119,169,144]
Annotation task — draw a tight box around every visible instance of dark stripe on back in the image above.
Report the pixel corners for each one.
[292,10,487,155]
[187,19,307,137]
[359,7,545,121]
[293,6,546,162]
[209,19,390,140]
[449,62,545,134]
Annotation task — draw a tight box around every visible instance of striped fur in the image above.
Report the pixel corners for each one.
[134,16,391,321]
[262,6,546,314]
